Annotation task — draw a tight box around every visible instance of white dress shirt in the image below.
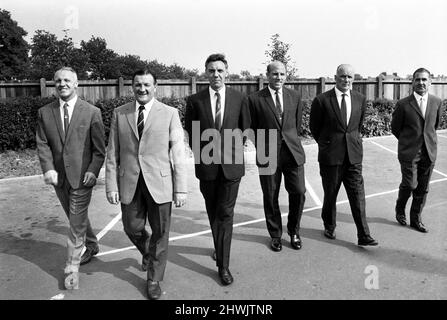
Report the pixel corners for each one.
[268,86,283,112]
[59,95,77,134]
[209,85,226,126]
[413,92,428,119]
[135,98,154,126]
[334,87,352,125]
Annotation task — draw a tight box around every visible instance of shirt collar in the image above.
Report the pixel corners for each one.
[334,87,350,98]
[59,95,77,108]
[268,86,282,97]
[135,98,155,111]
[413,92,428,101]
[209,85,226,97]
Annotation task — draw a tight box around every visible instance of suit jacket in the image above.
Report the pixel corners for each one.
[310,88,366,165]
[105,99,187,205]
[185,87,251,181]
[391,93,443,163]
[36,98,105,189]
[248,87,305,172]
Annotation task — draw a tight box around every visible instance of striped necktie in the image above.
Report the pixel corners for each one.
[137,105,145,140]
[215,92,221,131]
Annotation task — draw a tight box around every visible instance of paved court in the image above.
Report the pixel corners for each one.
[1,130,446,301]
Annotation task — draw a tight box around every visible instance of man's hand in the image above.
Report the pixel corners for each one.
[83,172,97,187]
[107,191,120,205]
[43,170,58,186]
[174,192,187,207]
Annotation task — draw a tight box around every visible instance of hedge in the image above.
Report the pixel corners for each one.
[1,96,446,151]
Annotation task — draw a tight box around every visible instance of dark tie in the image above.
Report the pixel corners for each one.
[137,105,145,140]
[63,103,69,138]
[215,92,221,131]
[275,90,282,122]
[340,93,347,126]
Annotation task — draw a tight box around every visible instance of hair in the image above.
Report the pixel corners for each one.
[205,53,228,69]
[412,68,431,79]
[266,61,286,73]
[132,68,157,84]
[54,66,78,81]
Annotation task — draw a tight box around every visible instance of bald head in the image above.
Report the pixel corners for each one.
[335,64,355,93]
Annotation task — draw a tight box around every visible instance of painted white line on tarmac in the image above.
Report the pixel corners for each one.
[369,140,447,178]
[96,212,122,240]
[305,177,322,207]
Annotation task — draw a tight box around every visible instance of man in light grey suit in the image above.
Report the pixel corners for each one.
[105,68,187,300]
[36,67,105,290]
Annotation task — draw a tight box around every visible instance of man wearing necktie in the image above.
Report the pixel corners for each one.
[36,67,105,289]
[105,68,187,299]
[248,61,306,252]
[391,68,444,233]
[185,53,250,286]
[310,64,378,246]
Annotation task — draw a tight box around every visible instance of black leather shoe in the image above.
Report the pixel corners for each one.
[358,235,378,246]
[410,222,428,233]
[212,250,217,261]
[147,281,162,300]
[396,215,407,226]
[323,229,336,240]
[80,245,99,265]
[290,234,302,250]
[218,267,233,286]
[270,238,282,252]
[142,257,148,271]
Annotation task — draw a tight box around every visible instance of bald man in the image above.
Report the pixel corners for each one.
[309,64,378,246]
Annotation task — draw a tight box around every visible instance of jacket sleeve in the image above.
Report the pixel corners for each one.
[87,108,106,176]
[391,101,403,139]
[105,109,119,193]
[309,96,322,141]
[170,109,187,194]
[35,108,55,174]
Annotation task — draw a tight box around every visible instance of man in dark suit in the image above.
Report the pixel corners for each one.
[36,67,105,289]
[105,68,187,299]
[248,61,306,252]
[185,53,250,285]
[309,64,378,246]
[391,68,444,233]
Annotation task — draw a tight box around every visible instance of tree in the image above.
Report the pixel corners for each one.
[264,33,298,79]
[80,36,118,79]
[0,10,29,80]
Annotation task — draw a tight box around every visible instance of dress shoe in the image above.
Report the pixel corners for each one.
[410,222,428,233]
[147,281,162,300]
[80,245,99,265]
[218,267,233,286]
[395,214,407,226]
[358,235,378,246]
[290,234,302,250]
[323,229,336,240]
[270,238,282,252]
[212,250,217,261]
[64,266,79,290]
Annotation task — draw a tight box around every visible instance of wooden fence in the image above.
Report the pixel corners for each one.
[1,77,447,103]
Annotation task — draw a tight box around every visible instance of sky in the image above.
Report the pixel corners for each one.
[2,0,447,78]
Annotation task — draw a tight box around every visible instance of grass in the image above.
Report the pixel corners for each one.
[0,149,42,179]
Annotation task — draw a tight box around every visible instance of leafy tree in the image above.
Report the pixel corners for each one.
[264,33,298,79]
[0,10,29,80]
[80,36,118,79]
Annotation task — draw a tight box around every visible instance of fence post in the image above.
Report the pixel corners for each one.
[258,77,264,91]
[118,77,125,97]
[40,78,47,98]
[377,76,383,99]
[190,76,197,94]
[319,77,326,94]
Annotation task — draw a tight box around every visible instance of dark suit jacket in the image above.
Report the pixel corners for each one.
[36,98,105,189]
[185,87,251,181]
[391,93,443,163]
[310,88,366,165]
[248,87,305,169]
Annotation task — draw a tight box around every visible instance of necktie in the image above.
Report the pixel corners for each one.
[215,92,221,131]
[419,97,426,119]
[137,105,145,140]
[63,103,69,138]
[275,90,282,122]
[341,93,347,126]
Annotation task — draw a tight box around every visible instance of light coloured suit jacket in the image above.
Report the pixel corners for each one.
[105,99,187,204]
[36,98,105,189]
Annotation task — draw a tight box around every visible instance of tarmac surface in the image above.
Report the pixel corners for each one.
[1,131,446,302]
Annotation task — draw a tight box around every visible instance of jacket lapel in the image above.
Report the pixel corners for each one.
[143,100,162,136]
[50,101,65,143]
[262,88,281,128]
[65,98,83,142]
[282,87,293,127]
[409,94,424,119]
[203,88,215,129]
[348,91,359,130]
[329,88,345,128]
[125,102,139,139]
